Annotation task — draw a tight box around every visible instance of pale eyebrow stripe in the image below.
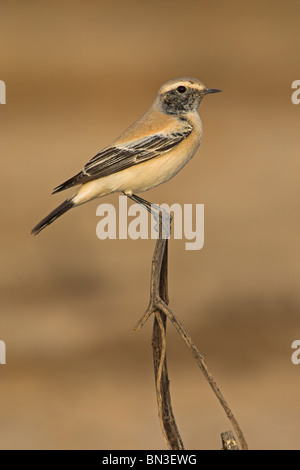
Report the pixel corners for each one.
[161,82,202,94]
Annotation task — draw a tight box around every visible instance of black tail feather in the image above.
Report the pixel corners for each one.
[31,199,74,235]
[52,173,82,194]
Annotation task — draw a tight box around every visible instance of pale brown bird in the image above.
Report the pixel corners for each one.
[32,77,221,235]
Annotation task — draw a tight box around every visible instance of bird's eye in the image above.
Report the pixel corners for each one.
[177,86,187,93]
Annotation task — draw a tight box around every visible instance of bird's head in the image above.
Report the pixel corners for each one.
[155,77,221,115]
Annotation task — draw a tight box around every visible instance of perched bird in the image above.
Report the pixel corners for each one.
[31,77,221,235]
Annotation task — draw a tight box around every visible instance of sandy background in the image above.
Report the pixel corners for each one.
[1,0,300,450]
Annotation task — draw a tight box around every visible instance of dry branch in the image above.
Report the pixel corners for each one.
[135,219,248,450]
[151,241,184,450]
[221,431,239,450]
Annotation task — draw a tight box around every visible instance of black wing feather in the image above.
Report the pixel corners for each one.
[52,127,192,194]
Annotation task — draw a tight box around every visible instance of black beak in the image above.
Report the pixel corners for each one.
[202,88,222,95]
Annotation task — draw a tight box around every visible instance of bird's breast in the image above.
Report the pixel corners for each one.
[118,115,203,194]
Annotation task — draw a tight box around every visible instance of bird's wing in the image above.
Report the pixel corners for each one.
[52,124,193,194]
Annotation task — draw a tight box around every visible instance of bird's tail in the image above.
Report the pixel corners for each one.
[31,199,74,236]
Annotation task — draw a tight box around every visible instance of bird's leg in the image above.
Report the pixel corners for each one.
[125,193,172,239]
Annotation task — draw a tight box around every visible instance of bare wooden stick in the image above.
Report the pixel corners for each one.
[135,222,248,450]
[151,239,184,450]
[221,431,239,450]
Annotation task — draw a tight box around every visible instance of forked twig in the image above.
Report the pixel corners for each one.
[135,218,248,451]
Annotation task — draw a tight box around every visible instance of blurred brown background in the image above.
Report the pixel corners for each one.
[1,0,299,450]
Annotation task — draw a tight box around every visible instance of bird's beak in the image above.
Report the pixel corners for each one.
[202,88,222,95]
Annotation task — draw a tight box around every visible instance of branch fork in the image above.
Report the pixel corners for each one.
[134,216,248,450]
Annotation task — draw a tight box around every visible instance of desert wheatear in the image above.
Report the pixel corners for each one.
[32,77,221,235]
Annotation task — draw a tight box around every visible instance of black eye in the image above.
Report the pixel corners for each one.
[177,86,187,93]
